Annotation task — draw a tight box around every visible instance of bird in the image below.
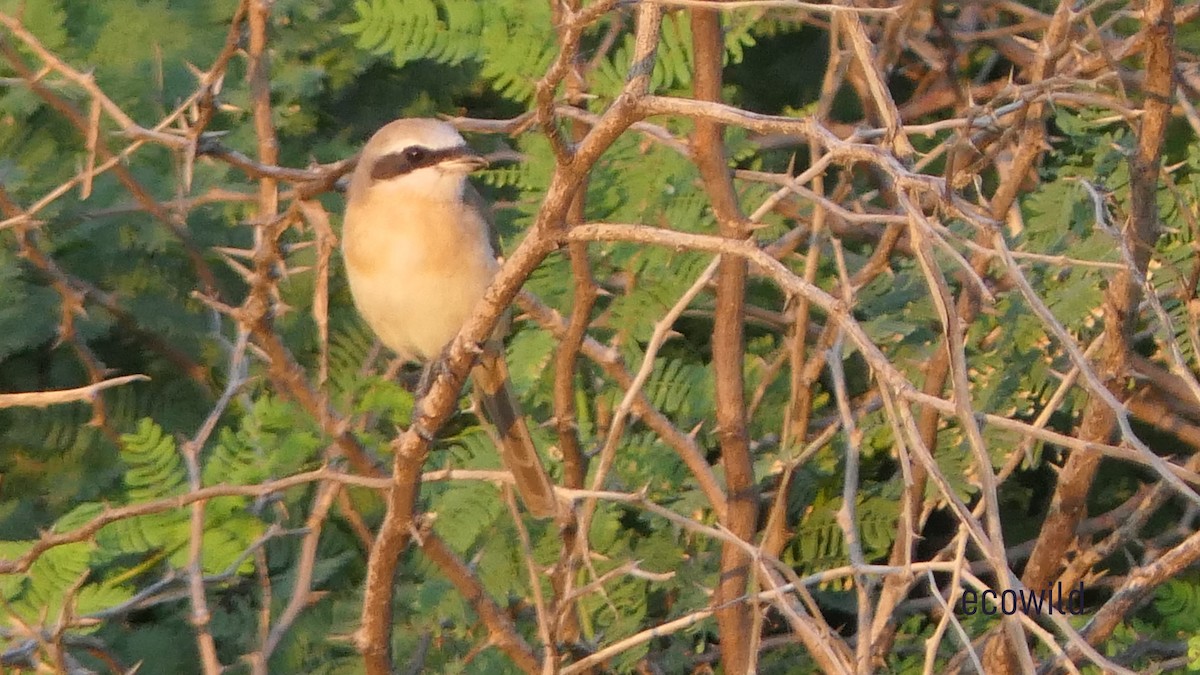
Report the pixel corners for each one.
[341,118,560,519]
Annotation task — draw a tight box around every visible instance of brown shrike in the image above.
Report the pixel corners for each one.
[342,118,559,519]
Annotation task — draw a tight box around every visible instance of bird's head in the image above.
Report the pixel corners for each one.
[352,118,488,202]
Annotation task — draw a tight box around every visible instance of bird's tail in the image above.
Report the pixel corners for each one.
[471,344,560,518]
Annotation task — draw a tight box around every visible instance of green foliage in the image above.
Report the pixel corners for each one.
[433,478,509,553]
[1,417,274,628]
[344,0,555,101]
[1152,576,1200,638]
[205,396,325,486]
[344,0,757,104]
[783,487,899,575]
[3,0,1200,672]
[1092,575,1200,672]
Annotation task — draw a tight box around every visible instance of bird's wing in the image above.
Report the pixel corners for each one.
[465,181,560,518]
[465,182,504,263]
[472,351,560,518]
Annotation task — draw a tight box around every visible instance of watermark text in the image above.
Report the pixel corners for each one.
[959,582,1085,616]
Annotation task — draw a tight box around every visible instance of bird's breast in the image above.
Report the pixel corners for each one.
[342,194,497,361]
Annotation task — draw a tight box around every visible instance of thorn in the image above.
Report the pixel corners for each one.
[408,522,426,546]
[216,254,254,282]
[410,421,436,443]
[190,290,240,317]
[174,132,199,191]
[285,240,316,253]
[211,246,255,260]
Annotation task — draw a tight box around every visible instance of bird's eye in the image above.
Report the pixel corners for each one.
[404,147,426,163]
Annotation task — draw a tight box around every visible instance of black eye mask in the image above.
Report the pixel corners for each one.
[369,145,478,180]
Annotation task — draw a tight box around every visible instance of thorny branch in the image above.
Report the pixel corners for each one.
[3,0,1200,673]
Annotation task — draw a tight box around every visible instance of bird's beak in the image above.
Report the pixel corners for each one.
[441,147,489,173]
